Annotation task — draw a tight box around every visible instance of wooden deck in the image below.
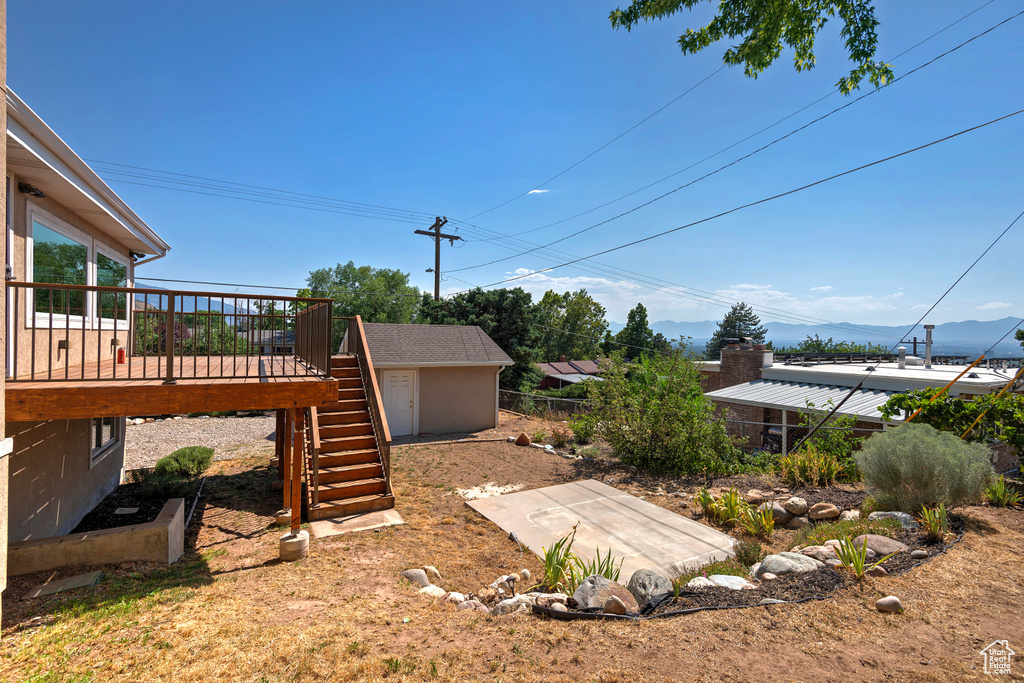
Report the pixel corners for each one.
[7,355,338,421]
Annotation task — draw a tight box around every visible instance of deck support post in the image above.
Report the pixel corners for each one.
[275,408,285,480]
[282,408,292,514]
[290,407,302,533]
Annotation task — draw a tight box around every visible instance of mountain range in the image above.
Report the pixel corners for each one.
[607,316,1024,358]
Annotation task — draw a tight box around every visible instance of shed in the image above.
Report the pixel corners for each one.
[352,323,512,437]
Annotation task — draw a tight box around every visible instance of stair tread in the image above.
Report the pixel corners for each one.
[317,463,381,473]
[309,493,394,510]
[317,477,386,491]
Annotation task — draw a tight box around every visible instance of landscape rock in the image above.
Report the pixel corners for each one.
[786,517,812,530]
[477,586,497,603]
[572,576,639,612]
[491,594,536,615]
[515,432,531,446]
[801,545,838,563]
[760,573,778,581]
[604,596,628,615]
[865,566,888,578]
[826,559,842,568]
[757,501,793,525]
[548,602,568,613]
[759,598,786,604]
[745,489,772,505]
[708,575,756,590]
[753,552,824,579]
[686,577,716,589]
[401,568,431,587]
[520,569,531,584]
[419,585,447,599]
[783,496,809,516]
[424,566,442,583]
[911,549,929,560]
[446,592,466,604]
[531,593,569,608]
[823,539,842,549]
[875,595,904,613]
[626,569,672,607]
[851,534,909,556]
[840,510,861,521]
[869,511,921,529]
[808,503,841,520]
[457,600,490,613]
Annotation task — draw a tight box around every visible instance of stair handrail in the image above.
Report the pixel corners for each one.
[308,406,321,507]
[349,315,393,497]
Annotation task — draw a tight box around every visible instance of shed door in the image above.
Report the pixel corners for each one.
[381,370,415,437]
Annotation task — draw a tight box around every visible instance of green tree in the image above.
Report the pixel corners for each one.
[704,302,768,359]
[775,334,887,354]
[306,261,420,323]
[416,287,543,391]
[1017,328,1023,351]
[615,303,655,360]
[535,289,608,361]
[587,351,739,474]
[609,0,892,94]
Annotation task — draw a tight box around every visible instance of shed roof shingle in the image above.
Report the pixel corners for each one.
[361,323,513,366]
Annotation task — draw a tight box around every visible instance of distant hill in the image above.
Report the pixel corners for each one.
[607,316,1023,358]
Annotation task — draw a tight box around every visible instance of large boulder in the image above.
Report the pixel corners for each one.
[572,576,639,613]
[491,594,536,615]
[800,545,839,563]
[753,552,824,579]
[808,503,841,520]
[401,568,431,587]
[707,575,756,590]
[783,496,809,516]
[757,501,793,525]
[851,534,909,556]
[868,511,920,529]
[626,569,672,607]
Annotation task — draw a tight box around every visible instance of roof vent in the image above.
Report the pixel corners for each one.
[968,372,979,378]
[864,367,875,372]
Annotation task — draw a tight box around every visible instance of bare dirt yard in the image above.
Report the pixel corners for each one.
[3,411,1024,682]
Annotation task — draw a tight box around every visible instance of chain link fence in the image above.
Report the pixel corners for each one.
[499,390,592,419]
[724,419,884,455]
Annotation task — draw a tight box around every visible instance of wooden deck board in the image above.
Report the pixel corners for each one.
[7,355,338,421]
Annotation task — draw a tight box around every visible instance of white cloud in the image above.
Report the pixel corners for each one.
[730,283,772,290]
[888,291,904,298]
[977,301,1013,310]
[810,285,832,292]
[527,189,549,195]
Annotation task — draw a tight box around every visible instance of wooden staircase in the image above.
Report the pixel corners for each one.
[305,354,394,520]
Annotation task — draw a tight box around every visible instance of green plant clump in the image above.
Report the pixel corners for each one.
[733,540,766,568]
[155,446,214,478]
[129,470,198,500]
[985,475,1022,507]
[567,413,596,445]
[835,535,893,581]
[918,503,949,539]
[778,447,843,487]
[540,524,623,594]
[855,423,994,512]
[793,517,900,548]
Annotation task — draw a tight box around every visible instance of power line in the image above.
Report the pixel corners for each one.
[464,67,726,221]
[467,108,1024,291]
[134,276,426,297]
[451,8,1024,269]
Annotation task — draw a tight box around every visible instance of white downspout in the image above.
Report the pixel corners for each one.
[495,366,504,427]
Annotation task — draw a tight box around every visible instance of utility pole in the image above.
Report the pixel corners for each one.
[414,216,462,301]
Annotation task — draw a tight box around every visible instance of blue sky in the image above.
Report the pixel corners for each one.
[9,1,1024,332]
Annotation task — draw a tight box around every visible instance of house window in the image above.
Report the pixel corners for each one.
[90,416,120,465]
[32,219,87,317]
[97,251,129,323]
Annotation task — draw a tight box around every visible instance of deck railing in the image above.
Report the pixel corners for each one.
[343,315,393,496]
[6,281,334,383]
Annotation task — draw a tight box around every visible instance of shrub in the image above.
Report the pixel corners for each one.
[778,447,843,487]
[568,413,596,445]
[735,505,775,540]
[733,540,766,568]
[855,423,994,512]
[129,469,197,500]
[155,446,214,477]
[796,400,863,479]
[551,426,571,449]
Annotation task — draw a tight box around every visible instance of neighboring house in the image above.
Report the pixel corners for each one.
[702,338,1018,460]
[238,329,296,355]
[343,323,512,437]
[536,356,604,390]
[3,91,341,544]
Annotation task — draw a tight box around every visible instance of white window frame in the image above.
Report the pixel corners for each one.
[89,415,122,468]
[25,204,132,332]
[94,244,131,332]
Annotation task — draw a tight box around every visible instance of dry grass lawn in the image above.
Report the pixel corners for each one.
[2,413,1023,682]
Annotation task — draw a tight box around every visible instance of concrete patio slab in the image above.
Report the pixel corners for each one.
[23,570,104,600]
[467,479,735,581]
[309,508,405,539]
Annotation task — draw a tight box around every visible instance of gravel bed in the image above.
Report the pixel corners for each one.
[124,415,277,470]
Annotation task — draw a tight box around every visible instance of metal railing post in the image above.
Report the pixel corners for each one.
[163,294,176,384]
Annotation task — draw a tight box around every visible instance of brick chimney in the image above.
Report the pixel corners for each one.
[718,346,773,390]
[558,355,567,362]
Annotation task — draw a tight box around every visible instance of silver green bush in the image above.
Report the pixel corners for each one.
[854,423,993,512]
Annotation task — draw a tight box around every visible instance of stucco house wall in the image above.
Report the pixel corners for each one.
[375,365,501,435]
